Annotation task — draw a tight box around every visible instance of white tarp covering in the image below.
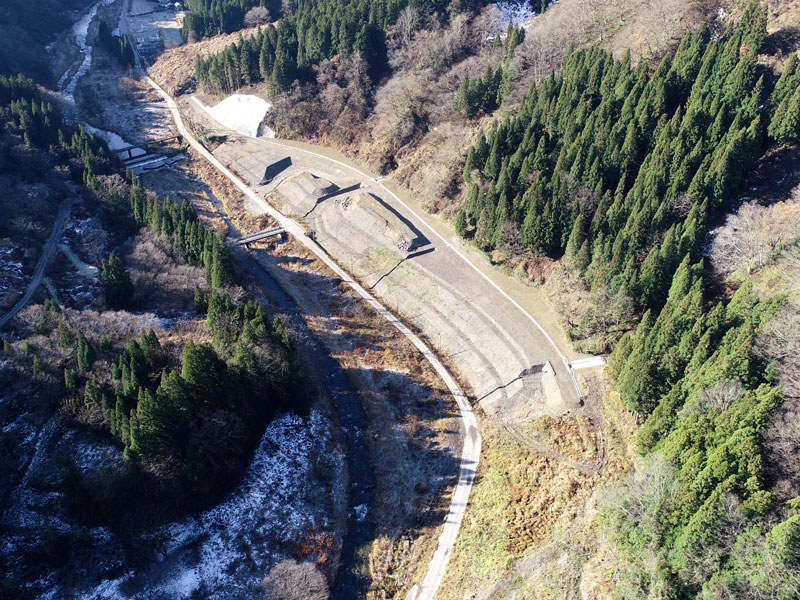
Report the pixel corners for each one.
[197,94,276,138]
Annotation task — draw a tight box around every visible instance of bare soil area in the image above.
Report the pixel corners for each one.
[148,25,263,94]
[183,98,583,423]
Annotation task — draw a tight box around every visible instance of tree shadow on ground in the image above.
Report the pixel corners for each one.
[765,26,800,58]
[242,245,467,599]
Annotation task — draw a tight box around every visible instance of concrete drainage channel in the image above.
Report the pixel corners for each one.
[143,74,481,600]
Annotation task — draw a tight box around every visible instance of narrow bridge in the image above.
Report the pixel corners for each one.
[233,227,286,246]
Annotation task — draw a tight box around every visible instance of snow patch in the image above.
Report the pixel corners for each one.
[194,94,276,138]
[85,125,129,151]
[354,503,369,522]
[494,1,540,24]
[81,410,333,599]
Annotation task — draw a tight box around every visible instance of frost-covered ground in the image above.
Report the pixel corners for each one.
[1,410,341,599]
[85,411,338,599]
[494,0,540,24]
[0,241,28,304]
[194,94,276,139]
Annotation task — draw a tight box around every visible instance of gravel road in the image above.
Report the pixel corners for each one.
[0,197,77,329]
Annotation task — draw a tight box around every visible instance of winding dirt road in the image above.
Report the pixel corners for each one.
[0,197,77,329]
[142,72,480,600]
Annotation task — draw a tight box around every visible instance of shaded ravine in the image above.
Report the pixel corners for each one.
[242,251,376,598]
[206,189,376,595]
[56,0,115,114]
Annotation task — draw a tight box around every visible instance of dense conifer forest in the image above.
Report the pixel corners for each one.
[451,4,800,595]
[0,74,115,194]
[97,21,136,68]
[0,71,303,508]
[182,0,283,40]
[193,0,487,93]
[459,3,784,309]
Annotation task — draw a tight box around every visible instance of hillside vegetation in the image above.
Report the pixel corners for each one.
[193,0,488,95]
[157,0,800,596]
[0,72,303,522]
[458,4,790,345]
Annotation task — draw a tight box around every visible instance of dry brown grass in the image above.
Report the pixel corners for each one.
[148,26,262,95]
[185,148,275,236]
[531,415,602,463]
[253,238,463,598]
[263,560,329,600]
[436,369,638,599]
[387,120,475,216]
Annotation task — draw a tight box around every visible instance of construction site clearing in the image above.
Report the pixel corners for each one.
[181,94,585,425]
[216,130,423,258]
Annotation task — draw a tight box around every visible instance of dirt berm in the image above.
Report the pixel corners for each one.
[272,171,338,216]
[342,192,416,253]
[184,97,584,423]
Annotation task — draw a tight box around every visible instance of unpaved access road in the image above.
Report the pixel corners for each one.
[143,74,481,600]
[0,197,77,329]
[186,100,586,415]
[180,100,598,597]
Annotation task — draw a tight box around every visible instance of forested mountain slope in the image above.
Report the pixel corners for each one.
[0,71,312,596]
[193,0,489,93]
[155,0,800,596]
[457,3,794,346]
[450,4,800,596]
[1,69,302,497]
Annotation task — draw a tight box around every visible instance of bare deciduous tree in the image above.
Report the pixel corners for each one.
[548,265,637,351]
[280,0,295,17]
[712,202,785,274]
[500,220,523,257]
[696,379,745,415]
[389,13,475,75]
[603,452,677,532]
[508,26,570,102]
[756,305,800,399]
[371,72,433,151]
[394,6,420,47]
[756,301,800,500]
[244,6,271,27]
[714,188,800,275]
